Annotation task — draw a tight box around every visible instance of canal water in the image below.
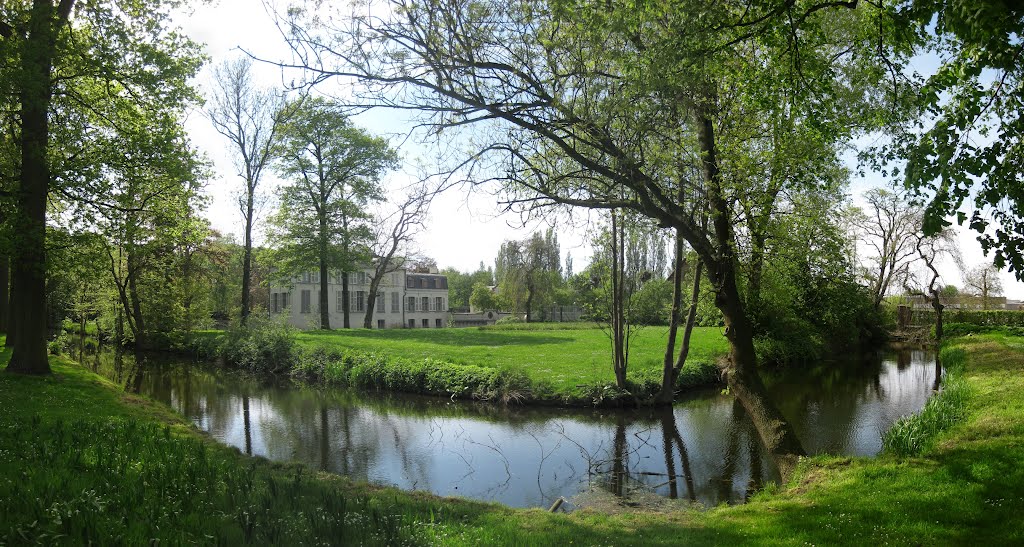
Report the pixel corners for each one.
[96,349,938,510]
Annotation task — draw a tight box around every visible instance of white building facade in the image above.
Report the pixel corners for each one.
[269,268,449,329]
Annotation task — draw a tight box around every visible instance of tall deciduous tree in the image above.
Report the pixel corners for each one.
[905,227,961,341]
[207,56,289,326]
[495,229,561,322]
[269,97,397,329]
[1,0,203,373]
[963,264,1004,310]
[852,188,923,309]
[363,184,433,328]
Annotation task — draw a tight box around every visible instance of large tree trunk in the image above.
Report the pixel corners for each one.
[5,286,15,349]
[240,190,255,326]
[0,253,8,335]
[673,260,703,377]
[318,262,330,330]
[127,255,147,351]
[696,111,804,478]
[7,0,71,375]
[610,209,628,389]
[364,266,388,329]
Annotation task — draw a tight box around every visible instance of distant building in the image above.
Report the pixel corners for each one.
[269,267,449,329]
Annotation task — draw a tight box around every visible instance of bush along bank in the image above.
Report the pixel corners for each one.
[185,323,722,407]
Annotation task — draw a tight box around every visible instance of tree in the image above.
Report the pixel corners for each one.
[900,1,1024,278]
[207,56,289,326]
[963,264,1004,310]
[469,282,497,312]
[851,188,923,309]
[905,228,961,340]
[444,262,494,310]
[363,184,433,328]
[277,0,905,470]
[268,97,397,329]
[68,105,207,350]
[495,229,561,322]
[1,0,203,373]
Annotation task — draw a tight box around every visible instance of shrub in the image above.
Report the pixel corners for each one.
[219,318,298,373]
[917,309,1024,328]
[942,322,1024,339]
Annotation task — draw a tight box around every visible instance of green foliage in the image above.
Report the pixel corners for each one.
[495,229,562,320]
[295,347,546,404]
[442,263,494,309]
[898,0,1024,278]
[218,318,297,373]
[469,282,498,311]
[943,323,1024,338]
[883,347,970,457]
[917,309,1024,329]
[266,97,398,289]
[0,418,420,545]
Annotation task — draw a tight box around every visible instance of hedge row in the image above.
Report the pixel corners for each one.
[185,324,722,407]
[291,346,721,406]
[914,309,1024,328]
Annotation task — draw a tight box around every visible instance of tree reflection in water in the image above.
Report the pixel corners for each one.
[81,347,939,510]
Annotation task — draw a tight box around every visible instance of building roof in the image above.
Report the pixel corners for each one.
[406,273,448,290]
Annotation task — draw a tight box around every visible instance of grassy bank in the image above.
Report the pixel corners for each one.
[7,331,1022,544]
[192,324,730,405]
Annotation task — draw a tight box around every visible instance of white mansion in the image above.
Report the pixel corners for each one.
[269,267,449,329]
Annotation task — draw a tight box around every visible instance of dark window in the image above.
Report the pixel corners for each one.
[422,318,429,328]
[435,318,442,328]
[301,290,311,314]
[377,319,385,329]
[408,318,415,328]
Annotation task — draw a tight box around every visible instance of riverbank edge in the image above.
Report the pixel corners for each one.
[7,332,1021,544]
[183,330,725,408]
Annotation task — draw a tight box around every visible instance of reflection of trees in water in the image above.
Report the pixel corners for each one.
[578,403,769,506]
[81,353,941,509]
[660,409,696,502]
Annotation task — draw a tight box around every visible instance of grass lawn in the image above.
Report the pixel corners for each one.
[4,331,1023,544]
[295,325,730,392]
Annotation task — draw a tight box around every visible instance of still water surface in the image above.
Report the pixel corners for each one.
[101,349,938,510]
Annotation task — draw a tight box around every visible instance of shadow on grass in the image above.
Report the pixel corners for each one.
[300,328,573,348]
